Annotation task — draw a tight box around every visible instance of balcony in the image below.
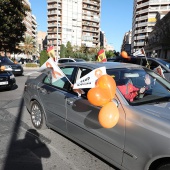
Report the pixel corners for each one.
[83,0,100,7]
[47,0,61,3]
[83,5,99,12]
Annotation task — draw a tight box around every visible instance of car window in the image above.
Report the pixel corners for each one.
[74,67,92,97]
[148,60,159,70]
[158,59,170,69]
[58,59,69,63]
[107,67,170,105]
[43,67,75,90]
[68,59,74,62]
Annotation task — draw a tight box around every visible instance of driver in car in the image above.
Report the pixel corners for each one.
[117,77,146,102]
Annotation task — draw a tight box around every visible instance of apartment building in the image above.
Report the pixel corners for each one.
[121,30,132,55]
[47,0,101,57]
[131,0,170,53]
[12,0,38,59]
[24,0,37,38]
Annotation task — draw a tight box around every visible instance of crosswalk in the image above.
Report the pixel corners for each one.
[23,71,40,76]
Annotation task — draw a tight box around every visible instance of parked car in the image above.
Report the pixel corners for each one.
[0,70,16,90]
[0,56,23,76]
[24,62,170,170]
[122,56,170,82]
[107,56,123,62]
[58,58,85,63]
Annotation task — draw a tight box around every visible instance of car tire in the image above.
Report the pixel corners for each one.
[30,101,47,130]
[156,163,170,170]
[151,161,170,170]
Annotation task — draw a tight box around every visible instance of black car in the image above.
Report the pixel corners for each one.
[122,56,170,82]
[0,71,16,90]
[0,56,23,76]
[107,56,123,62]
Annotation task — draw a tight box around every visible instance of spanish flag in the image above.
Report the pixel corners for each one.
[47,46,56,61]
[96,49,107,62]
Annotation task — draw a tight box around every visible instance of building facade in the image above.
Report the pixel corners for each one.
[37,31,47,54]
[47,0,101,57]
[145,11,170,59]
[24,0,37,38]
[131,0,170,53]
[121,30,132,55]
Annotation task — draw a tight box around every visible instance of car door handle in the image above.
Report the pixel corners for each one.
[38,87,47,94]
[67,100,76,106]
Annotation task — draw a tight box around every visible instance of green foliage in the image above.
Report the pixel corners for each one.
[59,41,99,61]
[65,41,73,57]
[60,44,66,58]
[25,63,38,67]
[105,50,115,58]
[19,35,36,57]
[40,50,48,66]
[0,0,30,54]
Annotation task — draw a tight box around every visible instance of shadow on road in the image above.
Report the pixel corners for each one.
[2,95,51,170]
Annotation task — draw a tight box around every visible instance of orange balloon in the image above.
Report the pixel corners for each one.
[87,87,111,106]
[98,102,119,128]
[96,74,116,99]
[0,65,5,71]
[121,51,130,59]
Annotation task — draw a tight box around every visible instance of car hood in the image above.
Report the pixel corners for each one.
[133,102,170,121]
[0,71,11,76]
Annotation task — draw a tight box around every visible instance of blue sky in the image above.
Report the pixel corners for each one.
[29,0,133,52]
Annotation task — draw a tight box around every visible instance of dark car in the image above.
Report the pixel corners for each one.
[122,56,170,82]
[0,71,16,90]
[24,61,170,170]
[0,56,23,76]
[58,58,85,63]
[107,56,123,62]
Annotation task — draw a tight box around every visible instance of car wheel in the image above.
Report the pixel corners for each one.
[30,101,46,130]
[156,163,170,170]
[151,161,170,170]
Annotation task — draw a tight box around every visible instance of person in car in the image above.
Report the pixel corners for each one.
[117,77,145,102]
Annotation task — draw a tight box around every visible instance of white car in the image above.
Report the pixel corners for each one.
[58,58,85,63]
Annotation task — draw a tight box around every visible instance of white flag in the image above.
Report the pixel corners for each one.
[133,48,145,57]
[38,57,65,82]
[73,67,106,89]
[154,65,165,78]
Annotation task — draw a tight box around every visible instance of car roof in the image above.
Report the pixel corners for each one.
[59,61,141,70]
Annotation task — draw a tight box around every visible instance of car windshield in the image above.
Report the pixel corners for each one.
[107,67,170,106]
[157,59,170,69]
[0,56,14,64]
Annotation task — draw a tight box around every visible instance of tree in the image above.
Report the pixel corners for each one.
[65,41,73,57]
[105,50,114,58]
[19,35,36,59]
[60,44,66,58]
[0,0,30,54]
[40,50,48,66]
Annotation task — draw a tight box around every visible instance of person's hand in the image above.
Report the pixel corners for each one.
[139,87,146,94]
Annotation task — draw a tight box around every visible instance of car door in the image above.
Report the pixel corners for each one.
[66,67,126,166]
[37,66,76,132]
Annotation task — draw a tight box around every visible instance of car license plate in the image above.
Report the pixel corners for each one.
[14,69,21,71]
[0,81,8,85]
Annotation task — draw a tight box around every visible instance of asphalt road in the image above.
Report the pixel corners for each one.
[0,69,117,170]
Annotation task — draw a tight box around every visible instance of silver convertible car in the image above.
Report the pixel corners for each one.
[24,62,170,170]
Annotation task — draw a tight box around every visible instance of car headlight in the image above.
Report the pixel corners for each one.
[4,65,13,71]
[10,74,15,79]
